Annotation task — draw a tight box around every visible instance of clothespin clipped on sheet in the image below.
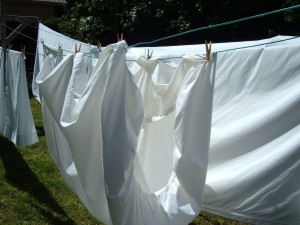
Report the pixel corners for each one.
[146,49,153,60]
[21,45,26,60]
[117,33,124,42]
[45,48,49,56]
[205,40,212,61]
[40,38,44,45]
[97,42,102,51]
[75,43,81,54]
[58,43,63,58]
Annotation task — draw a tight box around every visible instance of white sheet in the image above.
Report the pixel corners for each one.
[37,41,215,225]
[0,48,38,146]
[203,44,300,225]
[34,23,300,225]
[33,23,98,102]
[33,23,297,101]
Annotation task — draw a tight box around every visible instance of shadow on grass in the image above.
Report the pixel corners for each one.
[35,125,45,136]
[0,135,75,225]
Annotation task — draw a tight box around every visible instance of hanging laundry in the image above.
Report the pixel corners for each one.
[88,45,101,76]
[130,57,161,119]
[37,41,215,225]
[32,23,98,102]
[33,22,292,103]
[158,54,207,116]
[0,48,38,146]
[203,44,300,225]
[42,42,63,63]
[37,53,93,209]
[34,23,300,225]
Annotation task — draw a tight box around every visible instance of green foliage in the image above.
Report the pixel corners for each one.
[283,0,300,22]
[55,0,300,46]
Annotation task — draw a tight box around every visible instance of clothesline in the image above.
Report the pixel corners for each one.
[1,2,300,60]
[13,3,300,48]
[0,22,76,54]
[2,20,300,61]
[2,31,300,62]
[216,36,300,53]
[130,4,300,47]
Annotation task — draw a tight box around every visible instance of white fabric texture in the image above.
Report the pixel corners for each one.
[33,23,98,102]
[203,44,300,225]
[37,53,98,220]
[37,41,215,225]
[33,23,295,100]
[0,48,38,146]
[34,23,300,225]
[129,54,209,121]
[42,43,63,63]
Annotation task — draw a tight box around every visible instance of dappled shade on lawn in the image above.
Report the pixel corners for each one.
[0,135,75,225]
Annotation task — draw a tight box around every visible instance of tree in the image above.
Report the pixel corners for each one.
[56,0,300,46]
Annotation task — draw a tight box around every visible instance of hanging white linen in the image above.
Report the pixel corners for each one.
[88,45,101,76]
[158,55,206,116]
[129,54,208,120]
[38,48,70,167]
[36,53,95,218]
[37,47,98,210]
[33,23,297,103]
[125,35,299,62]
[34,23,300,225]
[37,41,215,225]
[42,43,63,63]
[33,23,98,102]
[130,57,162,119]
[203,44,300,225]
[0,48,38,146]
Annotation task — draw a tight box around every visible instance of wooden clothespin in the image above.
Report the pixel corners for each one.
[205,40,212,61]
[97,42,102,51]
[117,33,124,42]
[44,48,49,56]
[21,45,26,59]
[58,43,63,58]
[146,49,153,60]
[75,43,81,54]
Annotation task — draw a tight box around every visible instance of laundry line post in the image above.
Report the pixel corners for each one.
[0,0,8,137]
[1,0,7,96]
[1,0,39,136]
[0,0,7,48]
[0,0,39,83]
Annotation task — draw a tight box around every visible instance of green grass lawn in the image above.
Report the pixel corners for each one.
[0,97,247,225]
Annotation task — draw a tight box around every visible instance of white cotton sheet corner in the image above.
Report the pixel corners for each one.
[37,41,215,225]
